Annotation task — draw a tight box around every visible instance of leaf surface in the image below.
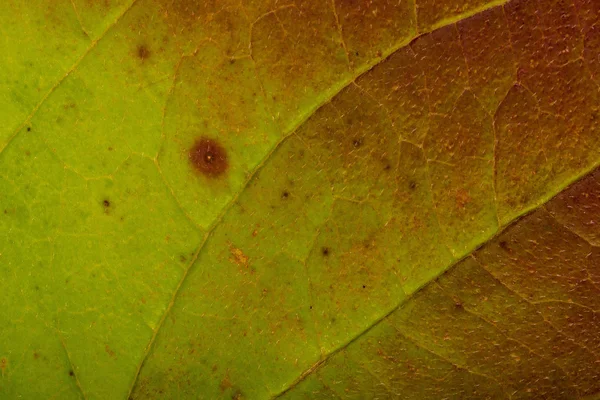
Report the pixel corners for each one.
[0,0,599,399]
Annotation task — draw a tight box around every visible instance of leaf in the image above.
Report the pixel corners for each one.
[0,0,598,399]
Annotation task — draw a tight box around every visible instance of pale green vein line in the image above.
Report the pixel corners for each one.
[128,0,517,396]
[58,333,87,400]
[272,162,600,398]
[0,0,139,159]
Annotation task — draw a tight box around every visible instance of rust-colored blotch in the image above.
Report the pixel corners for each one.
[188,137,229,178]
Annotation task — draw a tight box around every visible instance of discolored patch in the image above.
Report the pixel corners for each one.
[229,245,249,269]
[136,44,150,60]
[105,345,116,359]
[188,137,229,178]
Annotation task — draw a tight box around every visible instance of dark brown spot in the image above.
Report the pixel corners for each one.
[103,199,110,208]
[321,247,330,256]
[352,138,363,148]
[69,370,75,377]
[33,352,40,360]
[362,285,366,289]
[281,191,289,199]
[409,181,417,190]
[499,240,509,251]
[27,127,31,132]
[189,137,229,178]
[137,45,150,60]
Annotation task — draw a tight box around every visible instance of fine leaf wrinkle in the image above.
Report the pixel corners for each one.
[1,0,599,399]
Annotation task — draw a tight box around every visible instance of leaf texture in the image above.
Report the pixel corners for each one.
[0,0,598,399]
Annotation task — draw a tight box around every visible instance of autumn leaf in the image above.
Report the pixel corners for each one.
[0,0,598,399]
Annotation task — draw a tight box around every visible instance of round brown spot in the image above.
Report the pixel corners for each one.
[189,137,229,178]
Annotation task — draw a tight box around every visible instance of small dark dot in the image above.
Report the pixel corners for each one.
[355,51,360,56]
[281,191,289,199]
[189,137,229,178]
[409,181,417,190]
[69,370,74,377]
[321,247,330,256]
[499,240,509,251]
[27,127,31,132]
[384,163,391,171]
[108,146,113,151]
[35,285,40,291]
[362,285,366,289]
[103,199,110,208]
[352,138,363,148]
[137,45,150,60]
[309,305,313,310]
[229,58,236,64]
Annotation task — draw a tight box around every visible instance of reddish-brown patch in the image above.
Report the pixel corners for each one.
[219,374,232,392]
[137,45,151,60]
[188,137,229,178]
[105,345,116,359]
[229,244,249,269]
